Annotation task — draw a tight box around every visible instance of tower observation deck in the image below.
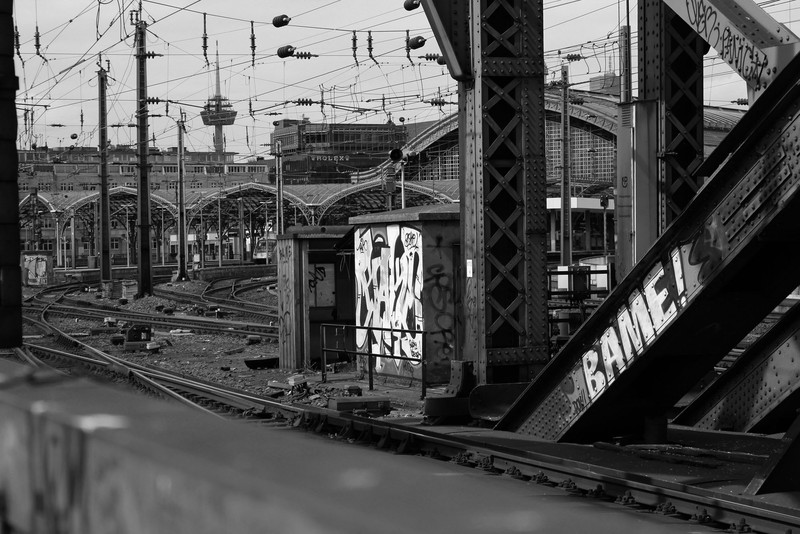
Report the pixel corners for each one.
[200,51,237,156]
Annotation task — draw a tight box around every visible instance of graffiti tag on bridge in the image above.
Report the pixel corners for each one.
[681,0,770,86]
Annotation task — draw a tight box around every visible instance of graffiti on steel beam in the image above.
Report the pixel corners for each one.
[681,0,770,86]
[354,224,423,378]
[545,132,799,436]
[558,237,706,421]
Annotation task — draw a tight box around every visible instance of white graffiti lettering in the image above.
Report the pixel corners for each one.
[682,0,770,85]
[576,244,701,413]
[354,224,424,378]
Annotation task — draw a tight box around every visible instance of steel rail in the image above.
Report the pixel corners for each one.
[22,335,293,421]
[25,300,278,337]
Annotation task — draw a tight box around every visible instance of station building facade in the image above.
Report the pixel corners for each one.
[16,86,746,269]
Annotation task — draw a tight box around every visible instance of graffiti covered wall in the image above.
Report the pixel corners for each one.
[277,238,303,369]
[355,224,424,379]
[354,221,458,383]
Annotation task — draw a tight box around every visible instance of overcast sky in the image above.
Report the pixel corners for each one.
[14,0,785,162]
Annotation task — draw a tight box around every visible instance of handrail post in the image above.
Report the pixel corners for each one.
[368,353,374,391]
[320,323,327,383]
[368,325,374,391]
[421,355,426,399]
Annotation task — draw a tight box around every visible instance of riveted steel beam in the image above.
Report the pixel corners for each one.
[436,0,548,384]
[663,0,800,99]
[640,1,706,231]
[674,301,800,435]
[497,52,800,441]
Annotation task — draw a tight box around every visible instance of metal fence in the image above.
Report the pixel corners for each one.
[320,323,428,399]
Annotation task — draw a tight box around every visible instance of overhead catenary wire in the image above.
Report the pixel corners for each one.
[16,0,766,156]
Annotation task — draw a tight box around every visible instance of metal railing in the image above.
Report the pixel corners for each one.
[320,323,427,399]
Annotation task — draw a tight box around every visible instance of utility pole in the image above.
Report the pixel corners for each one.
[560,64,572,266]
[133,9,153,296]
[217,196,223,267]
[276,141,284,234]
[98,58,113,294]
[176,110,189,281]
[238,197,245,263]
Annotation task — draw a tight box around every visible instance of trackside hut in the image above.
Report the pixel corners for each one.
[349,204,460,385]
[277,226,355,370]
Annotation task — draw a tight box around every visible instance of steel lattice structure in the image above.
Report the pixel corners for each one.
[458,0,549,383]
[639,1,706,230]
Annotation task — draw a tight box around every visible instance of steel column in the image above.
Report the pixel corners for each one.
[639,1,705,230]
[617,1,705,278]
[459,0,548,384]
[0,0,20,348]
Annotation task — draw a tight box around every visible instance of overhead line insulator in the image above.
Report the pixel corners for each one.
[352,31,359,67]
[277,45,296,58]
[202,13,209,66]
[250,21,256,67]
[273,15,291,28]
[367,31,378,65]
[408,36,426,50]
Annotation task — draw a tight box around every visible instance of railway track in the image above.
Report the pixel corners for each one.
[24,283,278,339]
[153,276,278,321]
[13,323,796,534]
[17,281,800,533]
[17,324,297,424]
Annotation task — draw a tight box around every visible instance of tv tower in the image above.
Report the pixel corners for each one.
[200,48,237,157]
